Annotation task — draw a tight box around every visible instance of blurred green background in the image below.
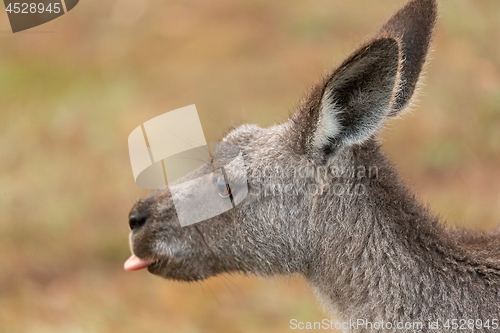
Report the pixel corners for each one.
[1,0,499,332]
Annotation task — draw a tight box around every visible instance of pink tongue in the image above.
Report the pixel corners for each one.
[124,254,154,271]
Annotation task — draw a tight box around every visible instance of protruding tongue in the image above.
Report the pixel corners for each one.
[124,254,154,271]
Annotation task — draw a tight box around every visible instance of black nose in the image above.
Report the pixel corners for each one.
[129,208,149,231]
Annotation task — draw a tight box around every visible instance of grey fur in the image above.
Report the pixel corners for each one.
[128,0,500,331]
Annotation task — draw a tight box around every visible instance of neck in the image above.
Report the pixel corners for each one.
[305,144,500,327]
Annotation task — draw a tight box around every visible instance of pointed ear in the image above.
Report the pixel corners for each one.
[377,0,437,116]
[309,38,400,154]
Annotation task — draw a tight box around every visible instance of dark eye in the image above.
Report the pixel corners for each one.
[217,177,231,198]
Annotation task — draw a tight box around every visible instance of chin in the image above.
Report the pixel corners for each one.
[147,259,215,282]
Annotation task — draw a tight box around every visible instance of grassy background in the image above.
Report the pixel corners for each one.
[0,0,499,332]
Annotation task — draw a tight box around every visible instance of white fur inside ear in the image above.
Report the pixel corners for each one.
[313,91,341,149]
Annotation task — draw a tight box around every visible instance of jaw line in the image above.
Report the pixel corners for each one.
[154,240,188,261]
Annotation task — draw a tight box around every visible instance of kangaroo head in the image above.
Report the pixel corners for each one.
[126,0,437,282]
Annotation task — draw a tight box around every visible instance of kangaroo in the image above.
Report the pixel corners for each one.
[125,0,500,331]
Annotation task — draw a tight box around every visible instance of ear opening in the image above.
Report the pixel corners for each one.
[313,38,401,153]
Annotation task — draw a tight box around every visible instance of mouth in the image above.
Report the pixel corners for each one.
[124,240,187,275]
[123,254,158,271]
